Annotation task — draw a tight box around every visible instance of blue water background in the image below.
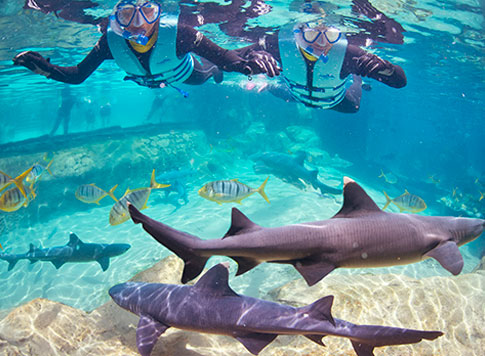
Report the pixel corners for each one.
[0,0,484,313]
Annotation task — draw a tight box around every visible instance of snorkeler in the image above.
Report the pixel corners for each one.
[238,20,406,113]
[223,0,407,113]
[13,0,280,94]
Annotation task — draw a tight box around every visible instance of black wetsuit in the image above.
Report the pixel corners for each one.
[36,24,253,85]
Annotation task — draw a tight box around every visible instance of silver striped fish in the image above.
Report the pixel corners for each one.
[0,184,35,212]
[383,190,427,213]
[0,167,33,200]
[198,177,270,204]
[76,184,118,205]
[109,170,170,226]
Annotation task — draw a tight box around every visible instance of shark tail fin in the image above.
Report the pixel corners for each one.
[13,167,33,200]
[257,176,270,204]
[349,325,443,356]
[45,157,54,176]
[128,202,208,284]
[150,169,170,189]
[107,184,118,202]
[382,191,391,210]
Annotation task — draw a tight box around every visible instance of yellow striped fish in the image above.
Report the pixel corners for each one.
[0,183,36,212]
[0,167,33,200]
[109,170,170,226]
[26,158,54,184]
[383,190,427,213]
[75,184,118,205]
[198,177,270,205]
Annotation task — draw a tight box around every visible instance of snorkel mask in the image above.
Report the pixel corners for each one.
[109,0,161,45]
[294,22,341,61]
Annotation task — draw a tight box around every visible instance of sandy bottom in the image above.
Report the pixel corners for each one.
[0,255,484,356]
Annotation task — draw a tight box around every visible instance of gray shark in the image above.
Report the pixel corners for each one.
[128,177,484,286]
[0,233,130,271]
[109,263,443,356]
[250,151,341,195]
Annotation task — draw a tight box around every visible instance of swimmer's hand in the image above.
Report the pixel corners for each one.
[354,52,394,77]
[244,50,281,78]
[13,51,52,78]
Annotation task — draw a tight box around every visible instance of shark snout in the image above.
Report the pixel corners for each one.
[109,284,124,300]
[107,243,131,256]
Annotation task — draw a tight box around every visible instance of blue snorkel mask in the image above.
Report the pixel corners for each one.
[110,1,161,45]
[294,22,341,62]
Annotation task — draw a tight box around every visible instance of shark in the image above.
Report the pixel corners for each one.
[127,177,485,286]
[109,263,443,356]
[250,151,341,195]
[0,233,130,271]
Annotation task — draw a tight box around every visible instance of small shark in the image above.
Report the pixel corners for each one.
[128,177,485,286]
[109,263,443,356]
[156,168,196,205]
[0,233,130,271]
[250,151,341,195]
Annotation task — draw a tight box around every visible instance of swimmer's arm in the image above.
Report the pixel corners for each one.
[13,34,113,84]
[176,24,247,71]
[176,25,279,77]
[341,44,407,88]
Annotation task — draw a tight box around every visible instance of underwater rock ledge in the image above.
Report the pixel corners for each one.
[0,256,484,356]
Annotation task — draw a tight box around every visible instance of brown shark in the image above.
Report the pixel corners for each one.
[128,177,485,286]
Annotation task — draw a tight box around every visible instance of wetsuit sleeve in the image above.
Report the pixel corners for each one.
[341,44,407,88]
[13,34,112,84]
[176,24,248,72]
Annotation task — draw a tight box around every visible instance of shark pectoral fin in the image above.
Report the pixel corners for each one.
[51,260,65,269]
[292,259,335,286]
[424,240,464,275]
[235,332,278,355]
[97,257,110,271]
[233,256,260,275]
[7,261,18,271]
[304,334,327,347]
[351,341,375,356]
[136,314,169,356]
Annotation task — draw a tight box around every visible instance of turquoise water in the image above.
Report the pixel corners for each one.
[0,0,484,348]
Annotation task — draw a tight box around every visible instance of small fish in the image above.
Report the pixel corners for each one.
[26,158,54,184]
[0,167,33,200]
[428,175,440,185]
[452,187,458,197]
[383,190,427,213]
[480,192,484,202]
[0,183,36,212]
[109,170,170,226]
[378,170,397,184]
[76,184,118,205]
[198,177,270,205]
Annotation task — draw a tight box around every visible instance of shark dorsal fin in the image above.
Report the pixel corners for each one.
[222,208,260,239]
[193,263,238,297]
[29,243,36,253]
[332,177,381,218]
[298,295,335,326]
[68,233,83,247]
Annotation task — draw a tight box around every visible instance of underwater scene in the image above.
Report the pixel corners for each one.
[0,0,484,355]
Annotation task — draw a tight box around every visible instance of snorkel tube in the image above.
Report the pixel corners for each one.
[109,14,149,45]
